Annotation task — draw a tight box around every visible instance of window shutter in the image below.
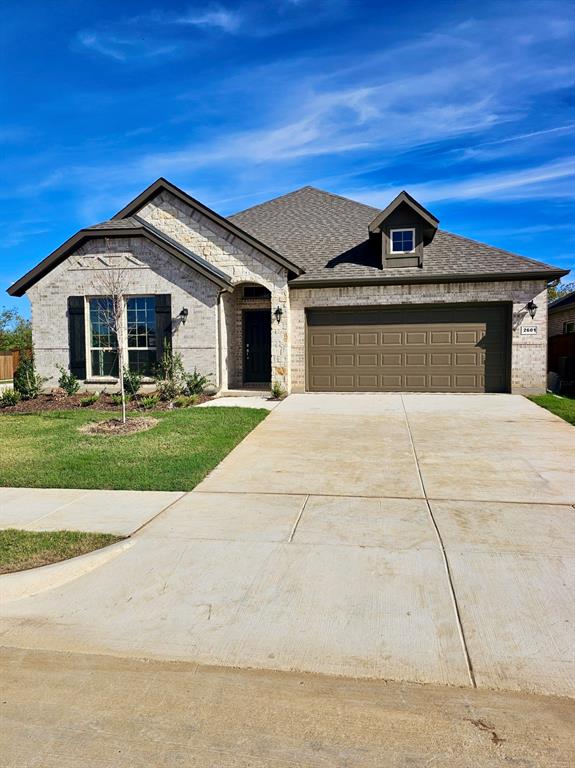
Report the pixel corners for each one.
[155,294,172,362]
[67,296,86,379]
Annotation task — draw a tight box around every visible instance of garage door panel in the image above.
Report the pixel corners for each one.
[307,305,509,393]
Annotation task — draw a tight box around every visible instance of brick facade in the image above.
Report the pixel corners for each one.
[25,187,548,395]
[549,306,575,337]
[289,280,548,394]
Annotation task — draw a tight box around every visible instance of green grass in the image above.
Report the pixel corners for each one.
[0,407,268,490]
[0,529,122,574]
[528,394,575,425]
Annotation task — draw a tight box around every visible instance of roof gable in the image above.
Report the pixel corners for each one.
[113,178,303,277]
[7,217,233,297]
[229,186,568,286]
[368,190,439,234]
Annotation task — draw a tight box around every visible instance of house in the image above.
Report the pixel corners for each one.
[548,292,575,337]
[7,178,569,394]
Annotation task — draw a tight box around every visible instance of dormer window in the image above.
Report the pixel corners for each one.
[390,228,415,253]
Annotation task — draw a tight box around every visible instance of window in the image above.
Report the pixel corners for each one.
[243,285,270,299]
[87,295,157,378]
[564,320,575,334]
[89,298,119,377]
[127,296,157,374]
[390,228,415,253]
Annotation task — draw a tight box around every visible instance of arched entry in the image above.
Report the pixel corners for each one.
[222,283,272,388]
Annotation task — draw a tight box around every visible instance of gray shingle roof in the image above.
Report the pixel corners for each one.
[228,186,565,284]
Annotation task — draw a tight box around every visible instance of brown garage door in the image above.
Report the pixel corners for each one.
[306,305,510,393]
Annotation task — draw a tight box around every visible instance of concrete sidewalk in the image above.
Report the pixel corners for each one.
[0,487,184,535]
[0,394,574,698]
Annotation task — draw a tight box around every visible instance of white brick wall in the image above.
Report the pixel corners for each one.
[28,237,220,385]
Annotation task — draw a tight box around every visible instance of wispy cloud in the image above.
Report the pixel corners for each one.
[346,158,575,207]
[175,7,241,32]
[77,30,177,61]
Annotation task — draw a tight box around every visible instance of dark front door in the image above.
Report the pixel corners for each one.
[244,310,271,383]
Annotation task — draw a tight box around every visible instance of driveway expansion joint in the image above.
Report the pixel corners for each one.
[400,394,477,689]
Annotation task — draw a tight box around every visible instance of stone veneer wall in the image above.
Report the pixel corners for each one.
[549,306,575,337]
[288,280,548,394]
[137,191,290,390]
[27,237,220,384]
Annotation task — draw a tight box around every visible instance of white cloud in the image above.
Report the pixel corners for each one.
[175,8,241,33]
[345,158,575,207]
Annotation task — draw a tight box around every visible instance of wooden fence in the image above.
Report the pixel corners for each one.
[0,349,29,381]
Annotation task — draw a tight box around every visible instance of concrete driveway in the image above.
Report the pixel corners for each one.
[1,394,574,698]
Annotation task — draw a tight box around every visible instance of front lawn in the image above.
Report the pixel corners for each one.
[0,407,268,490]
[528,394,575,425]
[0,529,122,574]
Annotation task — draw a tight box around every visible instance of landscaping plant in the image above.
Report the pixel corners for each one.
[122,367,143,398]
[57,365,80,396]
[184,368,211,396]
[0,388,21,407]
[80,393,100,407]
[140,394,159,410]
[271,381,286,400]
[13,353,48,399]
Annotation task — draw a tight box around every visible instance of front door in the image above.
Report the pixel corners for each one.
[244,310,271,383]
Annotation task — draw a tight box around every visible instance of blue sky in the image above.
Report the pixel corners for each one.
[1,0,574,315]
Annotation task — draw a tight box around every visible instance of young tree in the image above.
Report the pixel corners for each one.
[91,266,129,423]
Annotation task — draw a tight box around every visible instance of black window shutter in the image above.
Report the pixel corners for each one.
[155,294,172,362]
[67,296,86,379]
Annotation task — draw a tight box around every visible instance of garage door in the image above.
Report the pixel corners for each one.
[306,305,510,393]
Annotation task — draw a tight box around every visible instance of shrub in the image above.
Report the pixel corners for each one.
[122,367,143,397]
[154,349,186,400]
[271,381,286,400]
[184,368,211,396]
[80,393,100,407]
[0,388,21,407]
[173,394,199,408]
[110,393,123,406]
[56,365,80,396]
[140,394,159,410]
[13,353,48,400]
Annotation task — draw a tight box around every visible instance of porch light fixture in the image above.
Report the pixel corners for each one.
[526,300,537,319]
[274,306,283,323]
[179,307,189,324]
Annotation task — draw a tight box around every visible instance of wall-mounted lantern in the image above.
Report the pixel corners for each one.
[274,306,283,323]
[179,307,189,324]
[526,300,537,319]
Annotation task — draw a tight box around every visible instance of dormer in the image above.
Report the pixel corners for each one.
[368,191,439,269]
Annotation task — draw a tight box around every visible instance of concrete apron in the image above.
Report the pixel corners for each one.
[1,393,574,698]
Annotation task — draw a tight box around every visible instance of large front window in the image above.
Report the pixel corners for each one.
[87,296,157,378]
[89,298,119,377]
[127,296,157,374]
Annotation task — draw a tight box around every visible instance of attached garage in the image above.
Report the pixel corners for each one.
[306,305,511,393]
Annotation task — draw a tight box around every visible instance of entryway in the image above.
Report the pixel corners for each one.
[244,309,271,384]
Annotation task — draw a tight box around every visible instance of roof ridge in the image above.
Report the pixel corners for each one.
[437,229,554,270]
[229,185,381,219]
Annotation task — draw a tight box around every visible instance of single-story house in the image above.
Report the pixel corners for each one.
[7,178,569,394]
[548,292,575,337]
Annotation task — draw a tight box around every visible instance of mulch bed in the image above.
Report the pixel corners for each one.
[79,416,159,436]
[0,390,212,414]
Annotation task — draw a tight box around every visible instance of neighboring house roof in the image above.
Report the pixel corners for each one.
[113,177,303,277]
[548,291,575,312]
[7,216,234,297]
[229,186,569,287]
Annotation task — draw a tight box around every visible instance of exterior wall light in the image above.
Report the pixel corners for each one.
[526,300,537,319]
[179,307,189,324]
[274,306,283,323]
